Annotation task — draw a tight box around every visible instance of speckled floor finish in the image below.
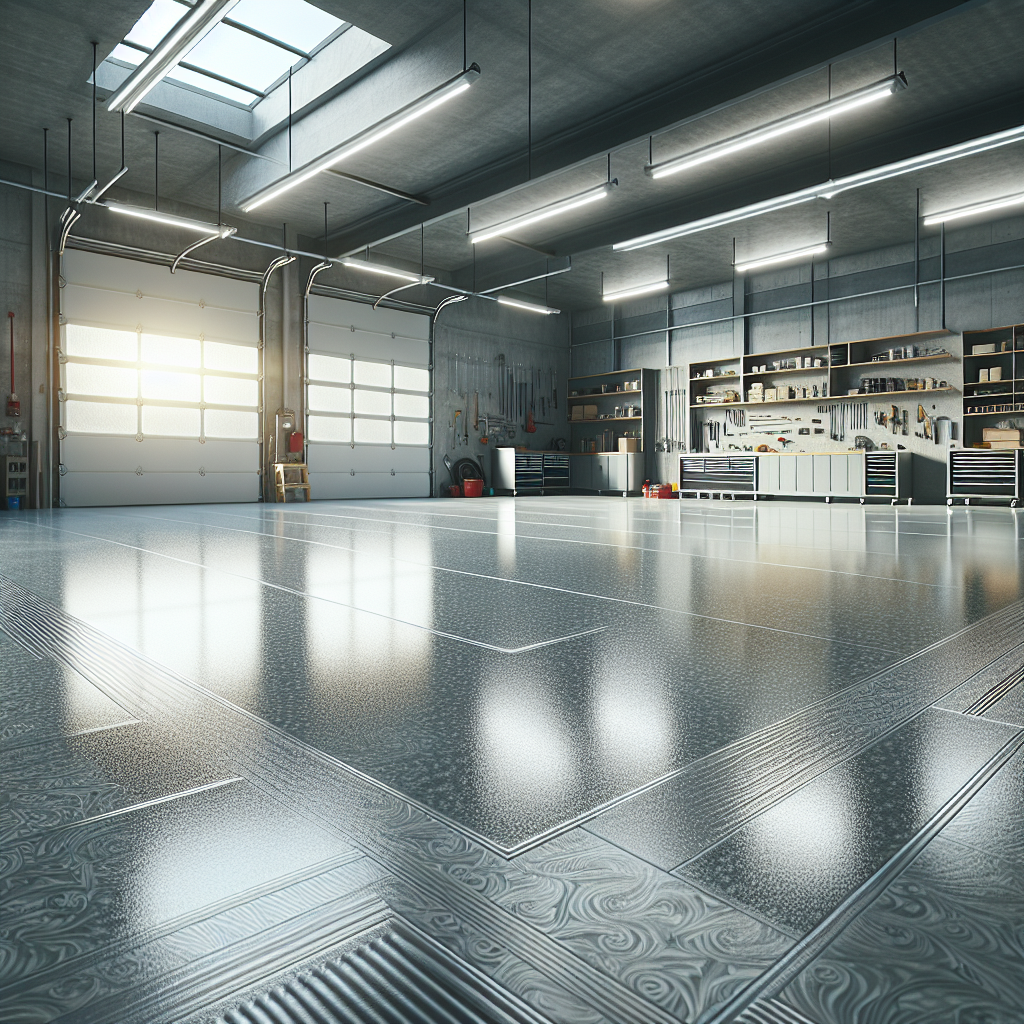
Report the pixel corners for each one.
[1,497,1022,1023]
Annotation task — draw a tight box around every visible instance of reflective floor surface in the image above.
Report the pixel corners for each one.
[1,496,1022,1023]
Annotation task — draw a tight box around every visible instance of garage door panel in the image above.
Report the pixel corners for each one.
[307,322,428,365]
[311,472,430,500]
[307,295,429,340]
[61,471,257,507]
[307,444,428,474]
[62,436,257,473]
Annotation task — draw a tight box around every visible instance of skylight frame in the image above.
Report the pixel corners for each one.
[108,0,352,112]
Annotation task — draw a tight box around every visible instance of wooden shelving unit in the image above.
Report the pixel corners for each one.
[959,324,1024,444]
[567,368,655,454]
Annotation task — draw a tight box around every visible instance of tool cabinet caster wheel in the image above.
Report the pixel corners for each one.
[965,498,970,505]
[1012,499,1019,508]
[825,496,831,504]
[859,498,865,505]
[891,499,897,506]
[947,498,954,506]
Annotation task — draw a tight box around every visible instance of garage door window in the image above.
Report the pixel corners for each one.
[63,324,258,441]
[307,353,430,447]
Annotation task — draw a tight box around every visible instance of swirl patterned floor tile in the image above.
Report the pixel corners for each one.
[777,837,1024,1024]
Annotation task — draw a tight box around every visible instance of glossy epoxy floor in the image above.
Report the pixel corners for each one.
[1,497,1022,1023]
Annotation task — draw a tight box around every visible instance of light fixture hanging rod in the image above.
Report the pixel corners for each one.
[648,74,906,180]
[922,192,1024,226]
[734,242,831,273]
[470,180,616,245]
[615,123,1024,251]
[242,64,481,212]
[107,0,241,114]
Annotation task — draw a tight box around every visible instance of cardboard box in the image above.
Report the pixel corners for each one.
[972,343,996,354]
[990,367,1003,382]
[583,404,598,419]
[618,437,639,453]
[571,405,583,420]
[983,428,1022,441]
[764,388,778,402]
[978,440,1023,449]
[979,369,989,382]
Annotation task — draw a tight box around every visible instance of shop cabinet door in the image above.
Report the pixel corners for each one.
[759,455,781,493]
[593,456,609,491]
[795,455,814,493]
[812,454,832,493]
[778,456,797,493]
[572,457,592,490]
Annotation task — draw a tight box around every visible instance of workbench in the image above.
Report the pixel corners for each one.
[679,450,912,503]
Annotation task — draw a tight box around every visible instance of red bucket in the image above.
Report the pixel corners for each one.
[461,478,484,498]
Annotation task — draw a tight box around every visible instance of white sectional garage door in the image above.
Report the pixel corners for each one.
[306,295,431,499]
[60,251,260,507]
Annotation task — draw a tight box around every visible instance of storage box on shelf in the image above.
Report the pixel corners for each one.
[567,368,654,493]
[679,450,912,504]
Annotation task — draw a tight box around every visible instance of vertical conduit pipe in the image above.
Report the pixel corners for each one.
[430,295,468,495]
[258,253,295,501]
[302,260,332,469]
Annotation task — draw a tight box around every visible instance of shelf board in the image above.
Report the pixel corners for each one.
[691,387,956,409]
[838,353,955,368]
[568,368,647,381]
[964,409,1024,416]
[742,366,829,376]
[567,392,642,400]
[569,416,642,423]
[964,350,1019,358]
[843,328,955,347]
[963,379,1024,387]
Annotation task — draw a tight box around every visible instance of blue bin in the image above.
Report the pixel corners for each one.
[7,497,20,511]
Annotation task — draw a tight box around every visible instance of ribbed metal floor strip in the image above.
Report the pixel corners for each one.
[964,662,1024,716]
[736,996,819,1024]
[217,919,551,1024]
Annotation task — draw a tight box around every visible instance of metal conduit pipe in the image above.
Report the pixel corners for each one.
[258,253,295,501]
[302,259,332,466]
[429,294,468,495]
[571,261,1024,349]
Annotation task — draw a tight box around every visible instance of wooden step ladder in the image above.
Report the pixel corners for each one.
[273,462,310,503]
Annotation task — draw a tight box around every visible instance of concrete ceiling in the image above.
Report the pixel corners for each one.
[1,0,1021,313]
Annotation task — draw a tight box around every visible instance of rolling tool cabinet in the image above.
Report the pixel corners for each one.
[947,449,1023,506]
[679,451,912,503]
[492,448,570,495]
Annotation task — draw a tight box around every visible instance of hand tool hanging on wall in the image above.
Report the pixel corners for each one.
[6,312,19,418]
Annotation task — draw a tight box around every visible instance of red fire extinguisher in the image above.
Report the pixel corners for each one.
[7,312,20,418]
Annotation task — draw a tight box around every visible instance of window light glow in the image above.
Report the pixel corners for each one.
[649,75,905,180]
[242,66,480,211]
[922,192,1024,226]
[497,296,560,315]
[734,242,830,273]
[470,182,615,244]
[602,280,669,303]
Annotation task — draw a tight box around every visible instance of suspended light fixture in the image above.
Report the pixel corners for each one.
[105,201,237,237]
[497,296,560,314]
[648,75,906,181]
[922,192,1024,226]
[106,0,240,114]
[734,242,830,273]
[340,258,434,284]
[470,181,616,245]
[602,280,669,303]
[614,124,1024,251]
[242,65,481,212]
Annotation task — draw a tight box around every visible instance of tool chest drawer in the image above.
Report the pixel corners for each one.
[542,453,570,487]
[680,455,756,491]
[865,452,898,495]
[948,449,1022,501]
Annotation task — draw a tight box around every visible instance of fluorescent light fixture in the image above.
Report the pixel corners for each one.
[497,296,560,315]
[107,0,240,113]
[602,280,670,303]
[242,65,480,212]
[615,124,1024,251]
[106,200,237,237]
[471,182,616,244]
[340,258,434,284]
[922,192,1024,226]
[649,75,905,181]
[734,242,830,273]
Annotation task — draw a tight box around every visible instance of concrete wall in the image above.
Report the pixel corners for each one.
[432,299,569,495]
[571,214,1024,500]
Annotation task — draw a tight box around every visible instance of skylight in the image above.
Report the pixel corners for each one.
[109,0,346,107]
